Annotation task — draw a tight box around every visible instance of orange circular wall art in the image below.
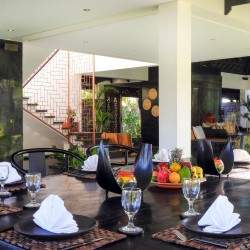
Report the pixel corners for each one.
[151,105,159,117]
[148,88,157,100]
[143,99,151,110]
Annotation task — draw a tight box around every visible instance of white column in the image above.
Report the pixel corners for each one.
[158,0,191,158]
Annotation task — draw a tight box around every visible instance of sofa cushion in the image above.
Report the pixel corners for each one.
[203,127,229,139]
[192,126,206,139]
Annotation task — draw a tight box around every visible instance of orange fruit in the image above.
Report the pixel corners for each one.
[169,172,180,183]
[170,162,181,172]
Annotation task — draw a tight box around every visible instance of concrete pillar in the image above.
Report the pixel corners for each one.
[158,0,191,158]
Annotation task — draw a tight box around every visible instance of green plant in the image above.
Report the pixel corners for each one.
[241,96,250,121]
[121,97,141,138]
[52,145,86,169]
[68,144,86,168]
[67,109,76,118]
[85,86,118,132]
[95,86,119,132]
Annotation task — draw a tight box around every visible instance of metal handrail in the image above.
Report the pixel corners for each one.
[23,49,60,88]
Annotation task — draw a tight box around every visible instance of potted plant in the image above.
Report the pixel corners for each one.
[67,109,76,122]
[95,86,118,132]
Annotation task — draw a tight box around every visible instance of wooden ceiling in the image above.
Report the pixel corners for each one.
[192,57,250,76]
[225,0,250,15]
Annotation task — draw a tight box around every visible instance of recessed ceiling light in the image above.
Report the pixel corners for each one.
[83,8,91,11]
[7,29,14,32]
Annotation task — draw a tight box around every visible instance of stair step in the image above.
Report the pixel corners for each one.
[53,121,64,124]
[36,109,48,113]
[27,103,38,106]
[44,115,55,118]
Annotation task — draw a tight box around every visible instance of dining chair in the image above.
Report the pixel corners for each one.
[86,143,138,167]
[10,148,86,177]
[196,138,234,177]
[95,140,153,195]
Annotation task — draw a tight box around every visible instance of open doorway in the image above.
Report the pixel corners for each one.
[121,97,141,138]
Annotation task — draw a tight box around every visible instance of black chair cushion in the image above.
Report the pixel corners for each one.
[203,127,229,139]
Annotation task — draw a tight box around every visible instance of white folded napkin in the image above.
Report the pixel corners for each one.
[0,162,22,184]
[198,195,241,233]
[233,149,250,162]
[81,155,98,171]
[154,149,169,162]
[33,194,78,234]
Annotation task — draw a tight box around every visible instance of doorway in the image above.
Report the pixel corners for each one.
[121,97,141,138]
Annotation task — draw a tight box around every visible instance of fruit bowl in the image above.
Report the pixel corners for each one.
[151,178,206,189]
[151,181,183,189]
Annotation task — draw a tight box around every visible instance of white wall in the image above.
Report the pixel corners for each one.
[23,111,69,149]
[222,72,250,89]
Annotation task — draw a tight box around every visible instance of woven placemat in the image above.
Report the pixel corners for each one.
[6,183,27,192]
[64,171,96,180]
[152,225,250,250]
[0,227,126,250]
[0,204,22,216]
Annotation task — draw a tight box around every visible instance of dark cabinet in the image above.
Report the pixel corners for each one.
[191,74,222,126]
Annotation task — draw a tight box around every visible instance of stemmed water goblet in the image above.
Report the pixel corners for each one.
[0,164,11,197]
[24,172,41,208]
[119,187,143,235]
[182,178,200,217]
[116,170,137,189]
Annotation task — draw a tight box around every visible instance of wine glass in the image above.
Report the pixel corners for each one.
[24,172,41,208]
[182,178,200,217]
[119,187,143,235]
[0,164,11,197]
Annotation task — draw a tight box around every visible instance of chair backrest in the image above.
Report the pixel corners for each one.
[86,143,138,166]
[219,138,234,175]
[196,138,234,176]
[10,148,86,177]
[196,140,218,176]
[96,140,153,195]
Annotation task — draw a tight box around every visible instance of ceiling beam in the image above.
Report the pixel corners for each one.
[225,0,250,15]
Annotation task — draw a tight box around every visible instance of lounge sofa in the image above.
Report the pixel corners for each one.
[191,125,234,159]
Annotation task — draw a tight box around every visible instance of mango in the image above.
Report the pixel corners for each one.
[178,166,191,182]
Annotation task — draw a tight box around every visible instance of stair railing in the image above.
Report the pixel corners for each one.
[22,50,84,144]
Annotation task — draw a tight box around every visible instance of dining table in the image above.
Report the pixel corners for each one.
[1,173,250,249]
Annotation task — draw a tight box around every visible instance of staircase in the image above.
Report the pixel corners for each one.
[23,50,95,148]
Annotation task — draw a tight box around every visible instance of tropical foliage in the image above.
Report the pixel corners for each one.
[121,97,141,138]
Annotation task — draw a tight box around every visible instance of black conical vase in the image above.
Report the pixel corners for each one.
[96,141,153,195]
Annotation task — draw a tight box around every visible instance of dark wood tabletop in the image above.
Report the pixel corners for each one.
[1,174,250,249]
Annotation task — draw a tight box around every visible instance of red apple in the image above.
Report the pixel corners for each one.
[181,161,192,170]
[157,162,169,172]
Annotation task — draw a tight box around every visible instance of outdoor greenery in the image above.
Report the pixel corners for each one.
[84,86,118,132]
[121,97,141,138]
[241,95,250,121]
[52,145,86,169]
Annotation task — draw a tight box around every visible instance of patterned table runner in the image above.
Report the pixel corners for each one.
[64,171,96,180]
[152,225,250,250]
[0,204,22,216]
[0,227,126,250]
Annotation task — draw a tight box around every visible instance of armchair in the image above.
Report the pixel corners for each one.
[95,141,153,195]
[196,138,234,177]
[10,148,86,177]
